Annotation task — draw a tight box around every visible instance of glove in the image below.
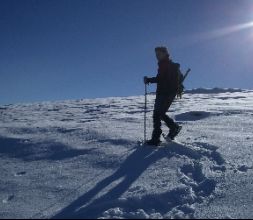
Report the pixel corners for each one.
[143,76,149,84]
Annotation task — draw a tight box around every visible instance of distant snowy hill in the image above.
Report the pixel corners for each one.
[185,87,244,94]
[0,89,253,219]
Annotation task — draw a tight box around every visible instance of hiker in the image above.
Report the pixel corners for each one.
[144,46,182,146]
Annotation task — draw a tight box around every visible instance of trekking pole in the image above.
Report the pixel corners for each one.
[144,83,147,143]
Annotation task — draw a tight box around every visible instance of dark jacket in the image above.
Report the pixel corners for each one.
[148,58,180,95]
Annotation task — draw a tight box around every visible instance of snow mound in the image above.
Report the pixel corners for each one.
[175,111,214,121]
[96,185,197,219]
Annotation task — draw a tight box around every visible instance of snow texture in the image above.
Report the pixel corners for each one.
[0,88,253,219]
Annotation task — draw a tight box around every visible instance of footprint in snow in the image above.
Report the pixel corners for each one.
[15,171,26,176]
[3,195,14,203]
[237,165,253,172]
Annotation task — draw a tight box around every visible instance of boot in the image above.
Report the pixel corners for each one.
[146,128,162,146]
[168,124,182,140]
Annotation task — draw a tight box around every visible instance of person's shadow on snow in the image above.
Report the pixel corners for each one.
[53,146,171,219]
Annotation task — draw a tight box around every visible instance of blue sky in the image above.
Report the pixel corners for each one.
[1,0,253,104]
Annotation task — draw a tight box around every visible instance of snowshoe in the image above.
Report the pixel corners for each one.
[145,139,161,147]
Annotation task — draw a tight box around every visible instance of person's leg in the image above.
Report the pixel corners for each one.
[147,96,163,144]
[160,94,182,139]
[148,94,179,144]
[151,111,162,141]
[162,114,177,129]
[160,94,179,130]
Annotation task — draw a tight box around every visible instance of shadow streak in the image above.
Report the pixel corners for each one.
[53,141,207,219]
[53,146,171,219]
[0,136,94,161]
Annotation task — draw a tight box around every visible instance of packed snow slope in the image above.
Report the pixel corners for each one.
[0,88,253,219]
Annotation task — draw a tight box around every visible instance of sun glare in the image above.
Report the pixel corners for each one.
[188,21,253,44]
[211,21,253,37]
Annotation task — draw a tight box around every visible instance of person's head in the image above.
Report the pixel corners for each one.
[155,46,170,61]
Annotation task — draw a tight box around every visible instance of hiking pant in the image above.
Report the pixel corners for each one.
[152,93,177,140]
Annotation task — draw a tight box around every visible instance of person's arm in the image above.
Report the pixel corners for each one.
[144,75,158,84]
[148,77,158,83]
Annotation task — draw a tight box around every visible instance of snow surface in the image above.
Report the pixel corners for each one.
[0,88,253,219]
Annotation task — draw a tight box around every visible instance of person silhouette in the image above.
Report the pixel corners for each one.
[144,47,183,146]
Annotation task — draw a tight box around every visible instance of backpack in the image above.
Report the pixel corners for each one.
[171,63,183,98]
[175,64,190,99]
